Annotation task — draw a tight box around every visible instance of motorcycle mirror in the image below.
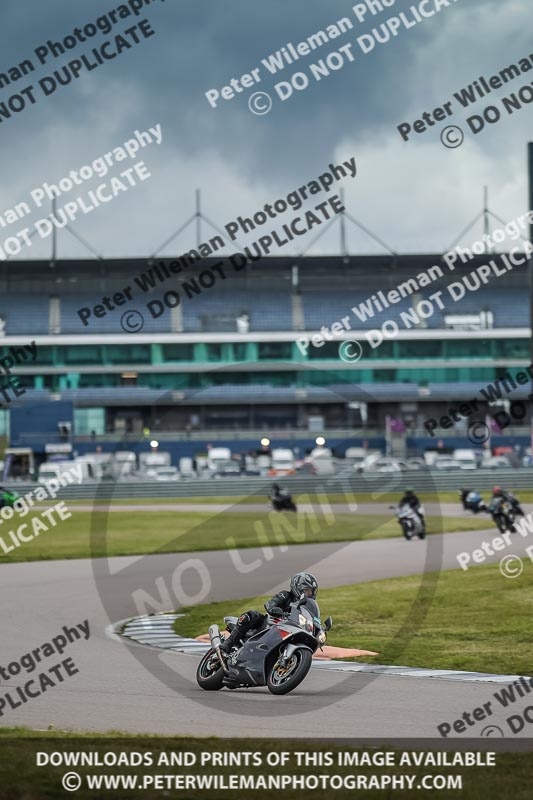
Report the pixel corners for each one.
[297,593,307,608]
[324,616,333,631]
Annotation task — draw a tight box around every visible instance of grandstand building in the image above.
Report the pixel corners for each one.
[0,253,530,461]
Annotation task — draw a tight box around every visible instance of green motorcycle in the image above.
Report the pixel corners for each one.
[0,488,19,509]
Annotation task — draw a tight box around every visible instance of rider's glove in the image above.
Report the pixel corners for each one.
[269,606,284,617]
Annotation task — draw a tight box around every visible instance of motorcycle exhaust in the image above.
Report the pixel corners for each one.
[209,624,228,672]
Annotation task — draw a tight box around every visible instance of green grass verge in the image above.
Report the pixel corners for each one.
[0,509,490,563]
[174,559,533,676]
[0,732,531,799]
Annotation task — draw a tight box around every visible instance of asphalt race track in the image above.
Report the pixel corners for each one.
[32,502,533,517]
[1,526,530,739]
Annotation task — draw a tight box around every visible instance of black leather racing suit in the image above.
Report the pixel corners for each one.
[399,493,424,522]
[228,590,297,643]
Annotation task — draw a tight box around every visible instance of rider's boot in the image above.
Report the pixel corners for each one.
[219,627,242,654]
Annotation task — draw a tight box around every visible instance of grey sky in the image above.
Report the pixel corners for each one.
[0,0,531,261]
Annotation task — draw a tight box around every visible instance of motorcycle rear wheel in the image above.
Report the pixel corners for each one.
[267,648,312,695]
[196,648,225,691]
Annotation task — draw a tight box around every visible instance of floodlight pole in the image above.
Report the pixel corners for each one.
[527,142,533,452]
[340,188,347,256]
[196,189,202,247]
[51,197,57,267]
[482,186,491,253]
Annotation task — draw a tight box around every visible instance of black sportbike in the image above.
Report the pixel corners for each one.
[488,496,524,534]
[269,494,297,512]
[196,596,332,695]
[390,504,426,540]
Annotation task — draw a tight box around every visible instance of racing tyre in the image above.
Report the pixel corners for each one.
[495,516,507,534]
[418,529,426,540]
[267,648,313,695]
[401,524,412,541]
[196,648,225,691]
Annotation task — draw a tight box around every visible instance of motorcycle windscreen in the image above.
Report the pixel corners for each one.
[300,598,322,630]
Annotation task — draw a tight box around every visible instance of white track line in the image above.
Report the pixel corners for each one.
[117,614,526,685]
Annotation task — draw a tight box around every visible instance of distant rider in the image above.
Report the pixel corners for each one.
[399,488,425,525]
[220,572,319,654]
[459,488,487,514]
[271,482,289,500]
[270,482,293,508]
[492,486,523,515]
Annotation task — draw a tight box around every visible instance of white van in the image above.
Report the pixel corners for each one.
[271,448,295,475]
[307,446,335,475]
[207,447,232,472]
[37,460,76,483]
[453,449,477,470]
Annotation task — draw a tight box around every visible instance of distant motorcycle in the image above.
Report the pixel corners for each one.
[488,496,523,534]
[0,488,19,509]
[196,596,332,695]
[488,497,514,533]
[391,504,426,540]
[459,489,488,515]
[269,494,297,512]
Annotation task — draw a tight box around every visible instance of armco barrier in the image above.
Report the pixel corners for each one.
[10,469,533,499]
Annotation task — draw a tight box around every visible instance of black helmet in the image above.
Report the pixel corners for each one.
[290,572,318,599]
[405,487,414,495]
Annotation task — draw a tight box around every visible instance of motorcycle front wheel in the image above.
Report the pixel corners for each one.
[267,648,313,695]
[495,515,507,534]
[401,524,412,541]
[196,648,225,691]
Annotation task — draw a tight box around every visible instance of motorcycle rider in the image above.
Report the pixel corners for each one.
[459,488,487,514]
[220,572,319,654]
[271,482,283,500]
[270,482,294,509]
[491,486,523,515]
[399,488,425,524]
